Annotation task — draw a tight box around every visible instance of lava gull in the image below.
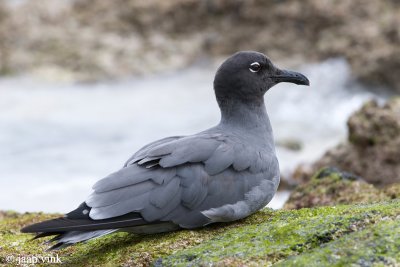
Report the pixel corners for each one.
[21,51,309,250]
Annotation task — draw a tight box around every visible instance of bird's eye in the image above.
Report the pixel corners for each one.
[249,62,261,73]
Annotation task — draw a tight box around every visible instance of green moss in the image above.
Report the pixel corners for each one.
[277,219,400,266]
[1,200,399,266]
[0,210,265,266]
[161,200,400,266]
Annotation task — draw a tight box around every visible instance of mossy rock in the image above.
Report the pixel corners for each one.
[1,199,400,266]
[302,99,400,186]
[285,167,396,210]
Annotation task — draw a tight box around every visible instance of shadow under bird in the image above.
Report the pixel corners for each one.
[21,51,309,250]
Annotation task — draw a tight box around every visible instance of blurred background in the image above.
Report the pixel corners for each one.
[0,0,399,213]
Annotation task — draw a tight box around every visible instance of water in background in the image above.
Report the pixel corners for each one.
[0,58,384,213]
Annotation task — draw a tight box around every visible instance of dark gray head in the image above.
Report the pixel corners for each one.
[214,51,309,106]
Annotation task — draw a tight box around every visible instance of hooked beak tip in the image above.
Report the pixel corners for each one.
[272,69,310,86]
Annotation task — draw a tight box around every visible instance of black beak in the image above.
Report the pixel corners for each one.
[271,69,310,86]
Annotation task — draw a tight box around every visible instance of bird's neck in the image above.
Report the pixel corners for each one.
[218,97,273,136]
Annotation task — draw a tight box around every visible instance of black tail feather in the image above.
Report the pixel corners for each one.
[21,202,172,250]
[32,232,62,240]
[21,212,147,233]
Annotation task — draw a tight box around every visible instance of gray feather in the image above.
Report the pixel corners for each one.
[178,165,209,209]
[204,142,235,175]
[48,230,116,250]
[142,189,182,221]
[93,165,176,192]
[124,136,183,166]
[158,137,219,167]
[137,156,161,165]
[150,177,180,209]
[86,181,155,208]
[89,192,150,219]
[232,146,253,171]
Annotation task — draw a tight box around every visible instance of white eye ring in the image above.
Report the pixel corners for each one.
[249,62,261,73]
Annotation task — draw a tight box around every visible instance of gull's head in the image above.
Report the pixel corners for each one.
[213,51,309,104]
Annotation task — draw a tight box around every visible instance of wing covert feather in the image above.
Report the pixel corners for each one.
[93,165,176,193]
[150,177,181,209]
[87,181,154,208]
[204,142,235,175]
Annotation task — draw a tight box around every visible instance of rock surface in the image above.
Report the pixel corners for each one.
[294,98,400,186]
[1,0,399,89]
[1,199,399,266]
[285,167,398,210]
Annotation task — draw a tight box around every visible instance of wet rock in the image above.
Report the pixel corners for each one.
[284,167,390,210]
[294,98,400,186]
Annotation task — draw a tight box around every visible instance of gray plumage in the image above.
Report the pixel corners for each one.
[21,51,309,250]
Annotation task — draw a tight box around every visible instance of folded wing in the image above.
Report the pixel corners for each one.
[87,132,274,228]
